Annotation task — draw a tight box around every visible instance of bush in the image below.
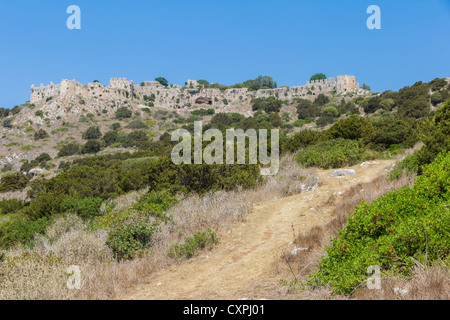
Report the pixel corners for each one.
[0,217,49,249]
[168,230,219,259]
[121,131,150,149]
[0,173,31,192]
[282,130,322,153]
[34,129,49,140]
[296,139,364,169]
[60,197,104,219]
[316,116,334,127]
[0,199,27,215]
[361,97,382,114]
[82,139,101,154]
[191,109,215,117]
[106,217,157,260]
[251,97,282,113]
[115,107,132,119]
[315,94,330,106]
[103,130,118,146]
[308,152,450,295]
[57,143,80,157]
[127,120,148,129]
[325,115,374,143]
[2,118,12,128]
[82,126,102,140]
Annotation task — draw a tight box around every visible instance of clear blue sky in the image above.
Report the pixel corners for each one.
[0,0,449,108]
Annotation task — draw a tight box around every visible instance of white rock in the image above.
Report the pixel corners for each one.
[331,169,356,177]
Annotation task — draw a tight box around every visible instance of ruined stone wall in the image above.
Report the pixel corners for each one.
[31,75,361,108]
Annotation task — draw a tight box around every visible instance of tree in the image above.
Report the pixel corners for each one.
[268,113,283,127]
[115,107,132,120]
[361,96,382,114]
[251,97,282,113]
[11,106,21,115]
[314,94,330,106]
[58,143,80,157]
[244,76,277,91]
[34,129,49,140]
[82,126,102,140]
[155,77,169,87]
[2,118,12,128]
[197,80,210,87]
[103,131,118,146]
[361,83,371,91]
[310,73,327,81]
[82,140,102,154]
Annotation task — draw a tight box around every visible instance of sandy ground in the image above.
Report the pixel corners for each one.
[120,160,396,300]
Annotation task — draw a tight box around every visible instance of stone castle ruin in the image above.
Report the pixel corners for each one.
[30,75,363,109]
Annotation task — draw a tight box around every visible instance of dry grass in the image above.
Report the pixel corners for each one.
[355,264,450,300]
[0,154,320,300]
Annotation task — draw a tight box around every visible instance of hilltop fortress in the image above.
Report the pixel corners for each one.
[30,75,363,109]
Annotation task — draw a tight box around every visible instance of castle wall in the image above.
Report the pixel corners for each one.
[30,75,361,108]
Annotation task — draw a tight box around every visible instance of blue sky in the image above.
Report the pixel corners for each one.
[0,0,449,108]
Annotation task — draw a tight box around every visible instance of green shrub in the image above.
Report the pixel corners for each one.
[0,217,49,249]
[34,129,49,140]
[106,217,158,260]
[115,107,132,119]
[251,97,282,113]
[191,109,215,117]
[58,143,80,157]
[127,120,148,129]
[2,118,13,128]
[296,139,364,169]
[60,197,104,219]
[316,116,334,127]
[325,115,374,143]
[82,139,101,154]
[0,173,31,192]
[82,126,102,140]
[168,229,219,259]
[282,129,321,153]
[0,199,27,215]
[131,191,178,221]
[308,151,450,295]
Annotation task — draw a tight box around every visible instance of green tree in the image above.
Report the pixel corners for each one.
[155,77,169,87]
[34,129,49,140]
[310,73,327,81]
[82,126,102,140]
[82,140,102,154]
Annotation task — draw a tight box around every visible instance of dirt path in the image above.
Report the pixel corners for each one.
[121,160,395,300]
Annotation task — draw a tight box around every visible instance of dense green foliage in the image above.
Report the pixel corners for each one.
[0,173,31,192]
[0,199,27,215]
[310,73,327,81]
[106,216,158,260]
[82,126,102,140]
[296,139,365,169]
[251,97,282,113]
[58,143,81,157]
[60,197,105,219]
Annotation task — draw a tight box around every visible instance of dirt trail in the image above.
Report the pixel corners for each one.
[121,160,395,300]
